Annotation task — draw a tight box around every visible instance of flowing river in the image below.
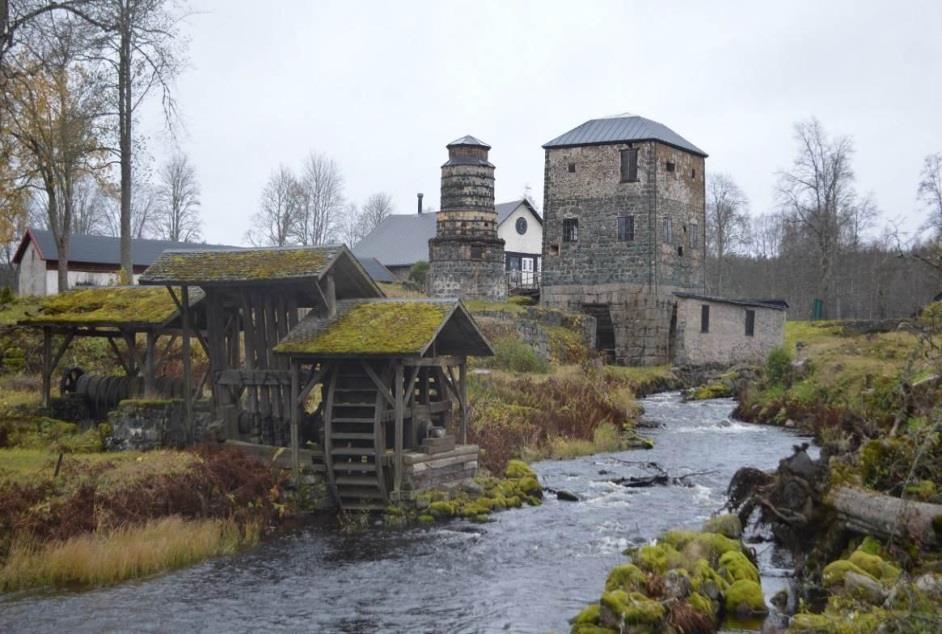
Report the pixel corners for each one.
[1,392,814,633]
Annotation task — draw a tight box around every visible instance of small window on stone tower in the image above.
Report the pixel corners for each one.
[617,215,635,242]
[666,161,675,173]
[470,245,483,260]
[620,149,638,182]
[568,162,576,173]
[691,168,696,178]
[663,217,673,244]
[745,310,756,337]
[563,218,579,242]
[701,305,710,333]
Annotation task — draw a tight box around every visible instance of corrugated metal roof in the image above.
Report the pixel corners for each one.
[447,135,490,148]
[13,228,233,267]
[673,292,787,311]
[353,201,541,268]
[543,115,707,157]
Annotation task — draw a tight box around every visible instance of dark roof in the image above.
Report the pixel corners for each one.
[353,201,541,267]
[274,298,493,358]
[447,135,490,149]
[543,114,707,157]
[673,292,788,311]
[356,256,396,283]
[12,228,233,267]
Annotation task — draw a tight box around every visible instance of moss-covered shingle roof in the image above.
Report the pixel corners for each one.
[274,298,493,358]
[139,246,343,285]
[19,286,200,328]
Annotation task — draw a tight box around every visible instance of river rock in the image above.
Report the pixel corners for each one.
[663,569,691,599]
[841,571,887,605]
[460,481,484,496]
[914,573,942,600]
[556,489,580,502]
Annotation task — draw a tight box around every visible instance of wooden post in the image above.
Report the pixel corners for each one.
[181,285,193,443]
[41,328,51,408]
[394,360,404,498]
[290,359,301,488]
[144,331,157,397]
[326,272,336,319]
[459,359,468,445]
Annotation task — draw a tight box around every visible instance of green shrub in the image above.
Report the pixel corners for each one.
[405,260,429,291]
[765,346,793,387]
[490,339,549,374]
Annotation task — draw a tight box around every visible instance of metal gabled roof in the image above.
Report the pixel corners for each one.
[447,135,490,149]
[543,114,707,157]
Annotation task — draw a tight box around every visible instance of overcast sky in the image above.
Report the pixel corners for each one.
[146,0,942,246]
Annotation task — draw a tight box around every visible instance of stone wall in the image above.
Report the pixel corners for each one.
[672,297,785,366]
[107,399,215,451]
[402,444,479,494]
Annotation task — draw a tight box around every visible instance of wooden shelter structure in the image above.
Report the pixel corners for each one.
[18,286,205,411]
[274,298,492,509]
[139,245,383,447]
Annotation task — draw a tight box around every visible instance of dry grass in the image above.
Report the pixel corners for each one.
[0,516,257,592]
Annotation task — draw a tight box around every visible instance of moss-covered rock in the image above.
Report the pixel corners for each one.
[822,559,875,588]
[847,550,900,583]
[661,530,741,566]
[604,563,647,593]
[723,579,768,618]
[718,550,759,584]
[599,590,665,630]
[702,514,743,539]
[634,542,686,574]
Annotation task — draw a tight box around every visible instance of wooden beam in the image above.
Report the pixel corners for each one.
[181,285,194,443]
[41,328,51,408]
[106,337,134,376]
[144,331,157,397]
[459,360,468,445]
[290,360,301,488]
[394,361,404,498]
[403,365,422,409]
[362,361,395,407]
[217,368,292,386]
[325,272,336,319]
[50,332,74,372]
[297,362,329,407]
[401,355,463,367]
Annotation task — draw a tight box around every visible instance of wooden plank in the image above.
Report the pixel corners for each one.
[217,368,292,386]
[290,360,300,487]
[144,331,157,397]
[459,360,468,445]
[41,328,51,408]
[325,272,336,318]
[324,369,338,502]
[181,286,194,443]
[394,361,404,497]
[224,439,323,472]
[107,336,134,376]
[402,356,463,367]
[297,362,329,406]
[403,365,422,408]
[403,444,480,465]
[362,361,395,406]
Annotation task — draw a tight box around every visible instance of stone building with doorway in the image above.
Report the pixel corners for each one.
[540,113,784,365]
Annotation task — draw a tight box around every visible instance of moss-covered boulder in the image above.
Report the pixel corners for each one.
[723,579,768,618]
[718,550,759,584]
[599,590,665,631]
[847,550,900,583]
[822,559,875,588]
[604,563,648,593]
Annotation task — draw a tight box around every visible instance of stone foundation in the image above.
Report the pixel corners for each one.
[427,237,506,300]
[107,399,214,451]
[541,282,682,366]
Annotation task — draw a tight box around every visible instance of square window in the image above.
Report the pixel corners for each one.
[701,305,710,333]
[617,215,634,242]
[563,218,579,242]
[568,162,576,173]
[620,148,638,182]
[666,161,675,173]
[470,245,482,260]
[745,310,755,337]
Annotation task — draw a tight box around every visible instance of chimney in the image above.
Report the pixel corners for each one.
[417,192,424,215]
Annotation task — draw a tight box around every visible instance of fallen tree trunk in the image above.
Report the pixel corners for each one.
[827,486,942,547]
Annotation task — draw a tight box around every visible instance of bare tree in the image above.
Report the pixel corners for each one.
[705,173,750,294]
[918,153,942,235]
[101,172,156,238]
[842,193,879,251]
[246,166,300,247]
[154,151,200,241]
[337,201,362,248]
[356,191,394,237]
[71,173,111,234]
[86,0,187,280]
[776,118,856,317]
[749,213,784,260]
[3,15,108,291]
[294,151,343,246]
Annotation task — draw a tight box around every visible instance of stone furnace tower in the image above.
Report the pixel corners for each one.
[427,135,506,300]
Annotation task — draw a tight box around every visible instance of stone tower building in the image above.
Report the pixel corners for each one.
[540,114,708,365]
[428,135,506,300]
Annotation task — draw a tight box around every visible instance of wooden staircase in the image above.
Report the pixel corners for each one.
[324,363,389,511]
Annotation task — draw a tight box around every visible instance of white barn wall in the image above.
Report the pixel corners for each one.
[499,205,543,257]
[17,242,46,296]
